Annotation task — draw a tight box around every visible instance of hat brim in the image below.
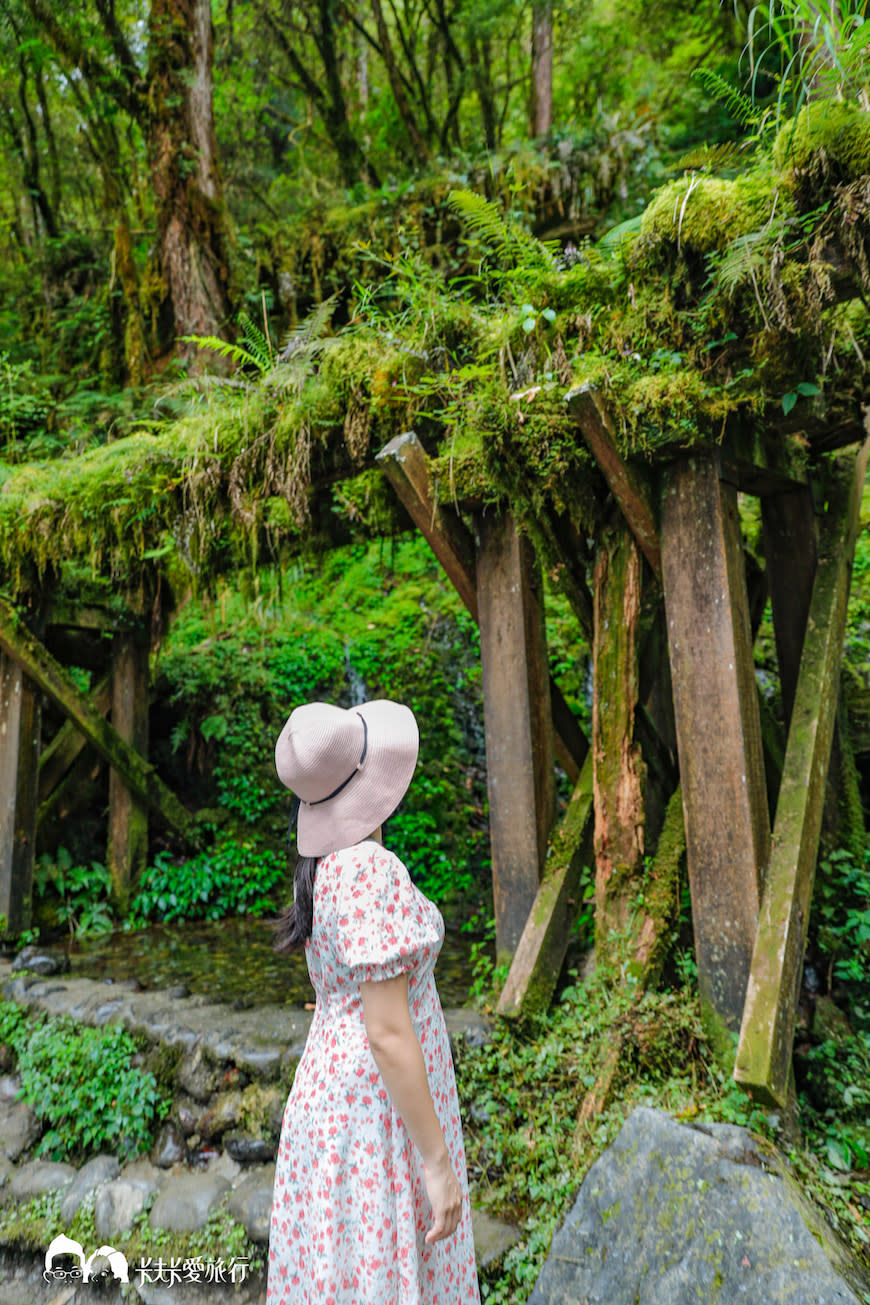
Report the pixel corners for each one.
[295,700,419,857]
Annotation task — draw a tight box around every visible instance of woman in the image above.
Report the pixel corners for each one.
[266,699,481,1305]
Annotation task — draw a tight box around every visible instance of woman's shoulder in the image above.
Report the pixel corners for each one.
[326,840,409,879]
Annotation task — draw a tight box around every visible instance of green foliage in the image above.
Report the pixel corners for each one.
[813,845,870,1031]
[745,1,870,117]
[33,847,114,939]
[152,537,491,910]
[0,1001,170,1163]
[126,836,287,926]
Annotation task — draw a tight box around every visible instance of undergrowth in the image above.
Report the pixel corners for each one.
[456,956,870,1303]
[0,1001,170,1164]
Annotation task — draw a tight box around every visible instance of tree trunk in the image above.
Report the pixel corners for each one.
[530,0,553,136]
[147,0,232,367]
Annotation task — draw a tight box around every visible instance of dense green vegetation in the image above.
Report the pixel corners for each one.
[0,999,170,1163]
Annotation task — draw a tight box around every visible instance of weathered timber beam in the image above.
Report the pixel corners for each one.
[376,432,588,783]
[0,652,41,935]
[497,751,594,1019]
[720,423,809,497]
[661,452,771,1040]
[0,597,198,848]
[761,487,818,724]
[566,384,662,582]
[735,437,870,1107]
[46,600,127,632]
[37,750,102,831]
[593,523,646,949]
[477,509,555,961]
[38,674,113,806]
[527,503,595,641]
[108,631,150,910]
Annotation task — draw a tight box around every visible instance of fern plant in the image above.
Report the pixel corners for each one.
[181,295,339,393]
[446,189,559,279]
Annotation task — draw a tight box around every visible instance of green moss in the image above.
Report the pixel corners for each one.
[774,101,870,186]
[638,173,776,258]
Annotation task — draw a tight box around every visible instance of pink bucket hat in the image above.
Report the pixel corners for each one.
[274,700,419,857]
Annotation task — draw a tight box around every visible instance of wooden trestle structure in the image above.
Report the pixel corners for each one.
[0,392,867,1110]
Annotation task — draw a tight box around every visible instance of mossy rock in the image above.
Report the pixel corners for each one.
[774,101,870,201]
[637,173,776,259]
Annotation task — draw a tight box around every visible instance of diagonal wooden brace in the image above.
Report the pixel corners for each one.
[0,597,199,848]
[566,384,662,582]
[376,432,588,783]
[735,436,870,1107]
[497,750,594,1018]
[38,674,112,807]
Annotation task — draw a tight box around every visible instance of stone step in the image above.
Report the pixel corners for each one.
[0,958,491,1082]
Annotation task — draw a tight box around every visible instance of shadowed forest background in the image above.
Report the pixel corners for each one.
[0,1,870,1300]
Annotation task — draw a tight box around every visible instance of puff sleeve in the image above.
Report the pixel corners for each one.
[332,843,439,984]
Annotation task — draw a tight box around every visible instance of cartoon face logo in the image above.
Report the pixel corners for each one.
[44,1233,129,1283]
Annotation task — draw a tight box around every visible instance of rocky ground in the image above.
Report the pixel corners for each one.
[0,951,520,1303]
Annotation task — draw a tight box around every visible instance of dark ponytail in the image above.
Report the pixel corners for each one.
[270,855,318,954]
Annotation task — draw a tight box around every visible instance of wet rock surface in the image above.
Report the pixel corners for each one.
[58,1154,120,1222]
[148,1169,231,1233]
[529,1106,868,1305]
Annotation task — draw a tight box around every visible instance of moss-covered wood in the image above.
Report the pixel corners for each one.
[0,652,41,937]
[377,431,587,784]
[592,522,646,953]
[37,673,112,809]
[661,453,770,1040]
[108,631,150,911]
[0,597,198,850]
[497,751,594,1019]
[568,385,662,582]
[477,510,555,962]
[735,437,870,1107]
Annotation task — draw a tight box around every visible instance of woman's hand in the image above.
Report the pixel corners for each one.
[422,1151,463,1244]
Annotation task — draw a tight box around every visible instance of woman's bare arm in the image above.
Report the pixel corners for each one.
[360,972,463,1244]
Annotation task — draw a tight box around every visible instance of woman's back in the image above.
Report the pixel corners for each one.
[266,840,481,1305]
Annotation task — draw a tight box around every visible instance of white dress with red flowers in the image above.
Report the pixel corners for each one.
[266,839,481,1305]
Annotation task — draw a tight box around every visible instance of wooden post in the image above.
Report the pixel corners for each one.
[0,653,41,936]
[761,487,818,726]
[477,509,555,962]
[497,752,594,1018]
[108,632,150,910]
[0,596,198,847]
[377,432,587,783]
[592,523,646,948]
[735,441,869,1106]
[661,453,770,1044]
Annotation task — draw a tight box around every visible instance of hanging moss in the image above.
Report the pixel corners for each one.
[1,98,868,605]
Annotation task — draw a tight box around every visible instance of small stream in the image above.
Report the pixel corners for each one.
[62,915,482,1008]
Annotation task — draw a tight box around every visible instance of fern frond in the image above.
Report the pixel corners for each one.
[692,68,762,127]
[448,190,513,251]
[180,335,264,371]
[674,141,754,173]
[238,314,273,371]
[447,189,556,270]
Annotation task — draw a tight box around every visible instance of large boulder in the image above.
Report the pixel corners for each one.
[530,1107,867,1305]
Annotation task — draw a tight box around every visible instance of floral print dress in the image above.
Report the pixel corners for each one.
[266,839,481,1305]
